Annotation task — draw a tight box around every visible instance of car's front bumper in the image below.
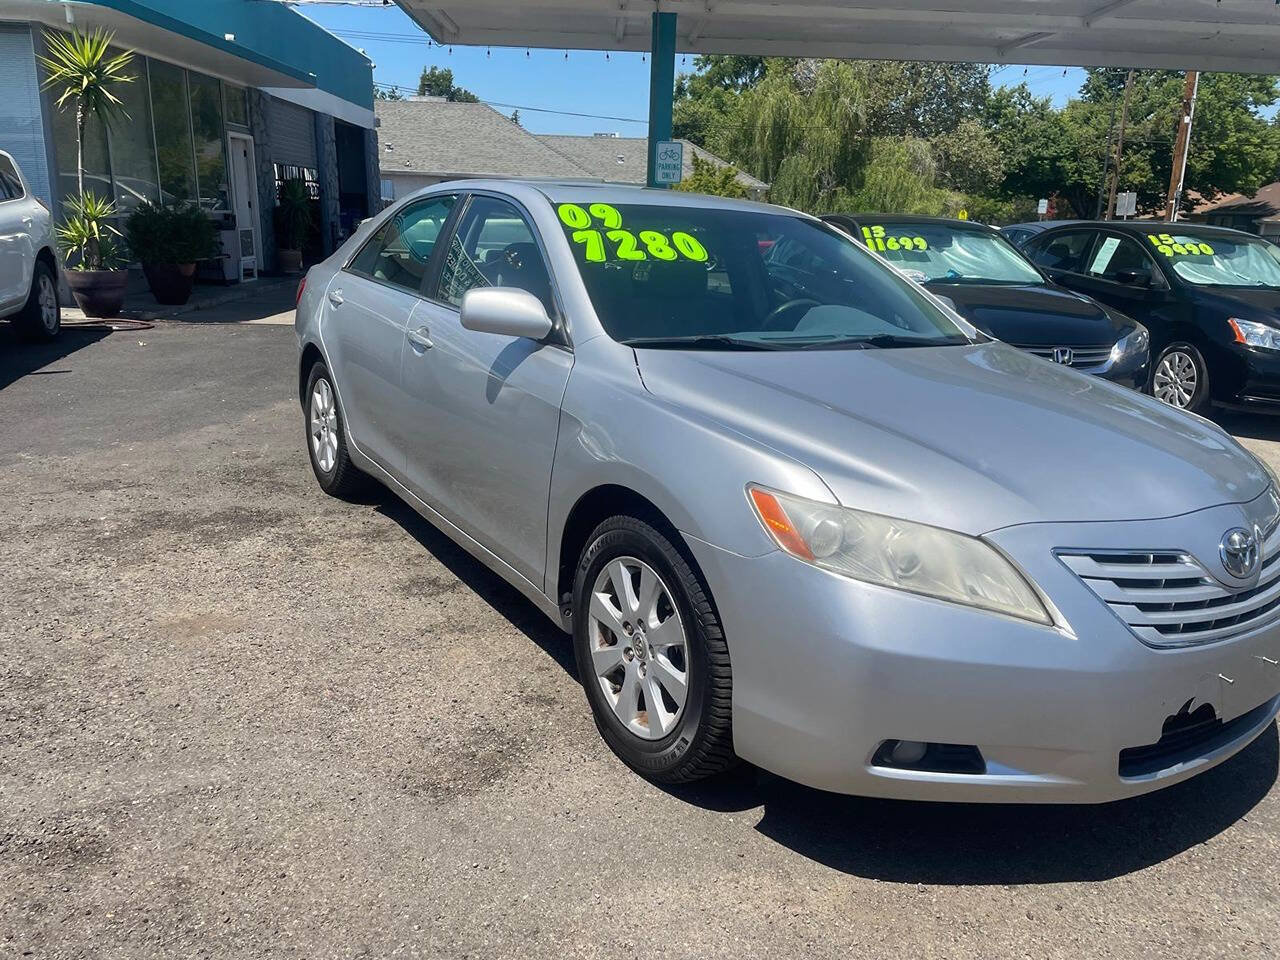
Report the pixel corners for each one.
[683,503,1280,804]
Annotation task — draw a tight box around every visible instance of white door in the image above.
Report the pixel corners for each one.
[228,134,257,267]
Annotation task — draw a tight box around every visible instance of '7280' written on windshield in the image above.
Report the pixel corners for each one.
[557,203,709,264]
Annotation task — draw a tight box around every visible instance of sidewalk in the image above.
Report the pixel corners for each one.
[63,275,298,325]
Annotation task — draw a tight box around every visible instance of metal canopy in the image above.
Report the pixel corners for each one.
[395,0,1280,74]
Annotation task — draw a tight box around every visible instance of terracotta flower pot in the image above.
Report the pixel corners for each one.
[142,262,197,305]
[66,269,129,319]
[278,248,303,274]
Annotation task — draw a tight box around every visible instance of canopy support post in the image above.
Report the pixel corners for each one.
[646,11,677,188]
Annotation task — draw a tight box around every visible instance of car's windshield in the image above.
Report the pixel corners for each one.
[1144,232,1280,288]
[855,221,1045,285]
[552,199,977,350]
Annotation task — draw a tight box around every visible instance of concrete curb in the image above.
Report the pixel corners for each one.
[140,278,297,322]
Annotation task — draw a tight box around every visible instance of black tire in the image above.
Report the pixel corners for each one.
[1149,341,1210,413]
[15,260,60,341]
[303,361,366,499]
[572,515,737,783]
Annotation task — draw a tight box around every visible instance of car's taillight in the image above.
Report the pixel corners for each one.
[296,275,307,306]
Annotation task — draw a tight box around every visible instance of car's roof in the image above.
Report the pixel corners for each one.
[1033,219,1261,240]
[822,212,997,232]
[530,179,789,216]
[1002,220,1082,232]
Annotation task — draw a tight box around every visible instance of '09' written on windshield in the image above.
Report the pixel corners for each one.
[557,203,709,264]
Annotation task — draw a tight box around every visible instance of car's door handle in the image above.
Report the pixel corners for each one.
[327,289,344,307]
[21,217,33,227]
[406,326,433,350]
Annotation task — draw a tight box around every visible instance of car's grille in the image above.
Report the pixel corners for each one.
[1059,499,1280,648]
[1118,696,1279,778]
[1015,344,1114,368]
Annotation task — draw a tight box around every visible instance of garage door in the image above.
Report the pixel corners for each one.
[0,26,52,208]
[270,98,317,169]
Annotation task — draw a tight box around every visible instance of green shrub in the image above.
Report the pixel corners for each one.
[125,202,218,265]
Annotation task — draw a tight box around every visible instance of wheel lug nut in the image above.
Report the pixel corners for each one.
[623,647,634,661]
[622,622,634,636]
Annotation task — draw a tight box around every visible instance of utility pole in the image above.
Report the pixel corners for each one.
[1105,69,1135,220]
[1093,96,1118,219]
[1164,70,1199,222]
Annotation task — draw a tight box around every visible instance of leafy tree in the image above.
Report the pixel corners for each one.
[930,118,1004,195]
[673,152,748,199]
[862,61,993,139]
[418,65,480,103]
[375,85,405,101]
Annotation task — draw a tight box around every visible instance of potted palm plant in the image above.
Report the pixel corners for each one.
[126,202,219,305]
[39,28,134,317]
[274,178,313,274]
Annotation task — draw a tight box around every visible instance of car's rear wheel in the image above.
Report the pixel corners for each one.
[1151,341,1209,412]
[304,362,365,498]
[15,261,60,341]
[572,515,736,783]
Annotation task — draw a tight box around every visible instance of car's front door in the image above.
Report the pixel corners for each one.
[324,193,458,478]
[401,192,573,588]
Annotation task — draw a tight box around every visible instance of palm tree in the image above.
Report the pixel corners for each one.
[38,28,134,270]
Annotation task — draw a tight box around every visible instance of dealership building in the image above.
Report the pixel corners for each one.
[0,0,380,277]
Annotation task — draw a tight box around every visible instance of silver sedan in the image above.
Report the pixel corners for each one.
[295,181,1280,803]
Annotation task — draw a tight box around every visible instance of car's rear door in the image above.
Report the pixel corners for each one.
[323,193,458,478]
[400,191,574,589]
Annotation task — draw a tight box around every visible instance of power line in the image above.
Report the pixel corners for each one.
[374,81,647,124]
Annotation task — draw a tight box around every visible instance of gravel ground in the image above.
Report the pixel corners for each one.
[2,320,1279,960]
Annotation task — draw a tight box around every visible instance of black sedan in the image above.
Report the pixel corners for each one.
[1020,221,1280,412]
[821,214,1149,388]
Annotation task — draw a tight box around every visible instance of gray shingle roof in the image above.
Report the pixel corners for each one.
[537,135,768,193]
[375,100,594,179]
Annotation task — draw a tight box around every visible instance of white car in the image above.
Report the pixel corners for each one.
[0,150,60,340]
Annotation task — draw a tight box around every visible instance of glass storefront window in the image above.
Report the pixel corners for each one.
[224,83,249,127]
[107,53,160,212]
[149,59,197,204]
[47,79,112,207]
[188,72,229,211]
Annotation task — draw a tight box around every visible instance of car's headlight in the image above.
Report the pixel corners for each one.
[747,486,1052,624]
[1110,322,1149,362]
[1229,318,1280,350]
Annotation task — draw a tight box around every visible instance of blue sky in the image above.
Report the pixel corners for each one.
[301,4,1089,136]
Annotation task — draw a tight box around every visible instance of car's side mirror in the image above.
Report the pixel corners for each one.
[459,287,553,341]
[1114,268,1152,288]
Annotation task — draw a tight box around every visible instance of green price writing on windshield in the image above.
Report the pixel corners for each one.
[1147,233,1214,258]
[862,225,928,252]
[558,203,709,263]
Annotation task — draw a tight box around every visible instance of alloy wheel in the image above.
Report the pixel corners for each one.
[38,273,57,332]
[1153,350,1198,409]
[309,378,339,473]
[587,556,689,740]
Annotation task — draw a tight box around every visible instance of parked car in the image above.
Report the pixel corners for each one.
[1022,221,1280,412]
[0,150,59,340]
[296,182,1280,804]
[1001,220,1084,248]
[823,214,1148,387]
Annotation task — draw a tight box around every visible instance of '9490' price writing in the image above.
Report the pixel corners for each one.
[862,225,928,252]
[557,203,709,263]
[1147,233,1214,258]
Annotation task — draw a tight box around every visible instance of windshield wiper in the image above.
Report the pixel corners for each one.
[799,333,971,350]
[619,335,787,351]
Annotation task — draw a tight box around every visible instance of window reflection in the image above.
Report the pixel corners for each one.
[189,71,228,211]
[149,59,196,204]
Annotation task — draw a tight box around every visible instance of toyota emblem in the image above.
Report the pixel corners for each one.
[1220,527,1261,579]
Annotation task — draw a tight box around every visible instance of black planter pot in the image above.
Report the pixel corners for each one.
[142,262,197,306]
[65,270,129,319]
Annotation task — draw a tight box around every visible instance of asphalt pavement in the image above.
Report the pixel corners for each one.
[1,316,1278,959]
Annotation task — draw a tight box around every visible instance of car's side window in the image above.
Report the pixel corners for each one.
[0,156,23,202]
[346,194,457,293]
[435,195,555,315]
[1085,234,1161,285]
[1025,230,1094,274]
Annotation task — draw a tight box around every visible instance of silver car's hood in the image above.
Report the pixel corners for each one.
[635,341,1266,535]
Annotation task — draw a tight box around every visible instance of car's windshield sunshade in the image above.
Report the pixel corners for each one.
[1144,232,1280,288]
[553,201,975,350]
[862,222,1044,285]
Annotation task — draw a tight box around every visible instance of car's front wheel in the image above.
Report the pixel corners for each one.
[15,261,60,341]
[304,361,365,498]
[572,515,736,783]
[1150,341,1209,412]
